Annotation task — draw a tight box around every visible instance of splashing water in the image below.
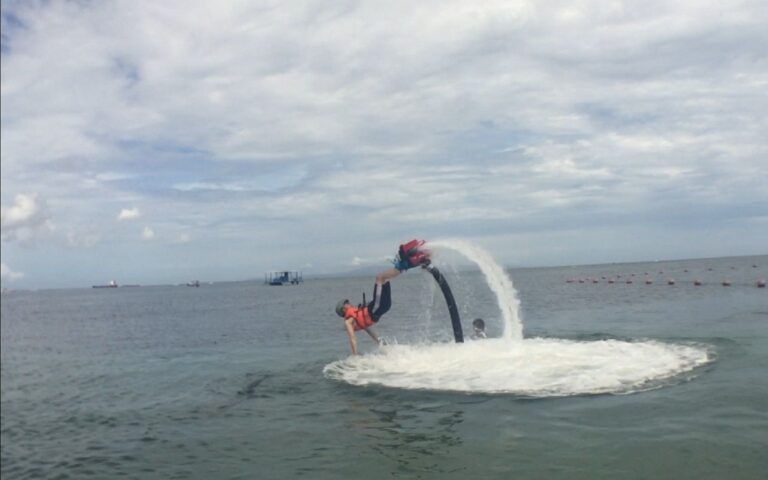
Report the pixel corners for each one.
[324,339,712,396]
[428,239,522,340]
[324,239,714,396]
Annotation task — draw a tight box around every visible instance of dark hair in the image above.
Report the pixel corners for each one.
[472,318,485,329]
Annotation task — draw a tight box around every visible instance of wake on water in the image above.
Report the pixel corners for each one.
[323,240,713,397]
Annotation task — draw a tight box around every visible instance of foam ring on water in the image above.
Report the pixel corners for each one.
[323,338,713,397]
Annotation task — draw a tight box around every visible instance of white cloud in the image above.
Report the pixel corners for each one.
[0,193,53,242]
[142,226,155,240]
[66,230,102,248]
[1,0,766,287]
[175,233,191,244]
[117,208,141,221]
[1,262,25,282]
[351,255,391,267]
[173,182,246,192]
[1,193,46,228]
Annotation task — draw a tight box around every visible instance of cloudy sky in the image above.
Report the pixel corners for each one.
[2,0,766,289]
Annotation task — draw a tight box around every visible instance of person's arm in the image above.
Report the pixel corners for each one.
[363,327,380,344]
[344,317,359,355]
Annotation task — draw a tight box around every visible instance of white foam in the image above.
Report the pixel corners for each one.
[428,239,522,340]
[323,339,713,397]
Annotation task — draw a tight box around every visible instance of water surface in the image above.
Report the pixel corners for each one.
[2,255,767,479]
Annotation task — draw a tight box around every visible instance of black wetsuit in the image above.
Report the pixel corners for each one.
[368,282,392,321]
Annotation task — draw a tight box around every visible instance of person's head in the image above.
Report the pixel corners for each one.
[472,318,485,332]
[335,299,350,317]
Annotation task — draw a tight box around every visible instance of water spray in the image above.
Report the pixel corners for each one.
[428,239,523,341]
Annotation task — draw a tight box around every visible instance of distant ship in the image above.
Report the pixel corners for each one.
[186,280,200,287]
[93,280,118,289]
[265,271,303,286]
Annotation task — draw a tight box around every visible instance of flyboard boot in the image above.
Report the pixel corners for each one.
[395,239,431,270]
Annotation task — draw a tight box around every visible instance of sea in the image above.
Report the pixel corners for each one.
[2,249,767,480]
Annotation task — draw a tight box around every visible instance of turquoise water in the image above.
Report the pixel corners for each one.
[2,255,767,479]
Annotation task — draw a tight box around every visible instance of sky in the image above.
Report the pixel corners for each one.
[1,0,767,289]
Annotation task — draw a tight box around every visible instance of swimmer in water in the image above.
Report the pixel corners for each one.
[472,318,487,339]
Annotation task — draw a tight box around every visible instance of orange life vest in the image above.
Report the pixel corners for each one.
[344,305,375,331]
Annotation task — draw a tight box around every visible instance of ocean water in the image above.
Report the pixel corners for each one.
[2,254,767,479]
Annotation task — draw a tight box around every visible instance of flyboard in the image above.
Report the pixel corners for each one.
[423,264,463,343]
[400,238,463,343]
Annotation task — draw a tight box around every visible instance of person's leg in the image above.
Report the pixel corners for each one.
[376,268,401,285]
[369,282,392,321]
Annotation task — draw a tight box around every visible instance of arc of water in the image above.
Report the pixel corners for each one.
[428,239,523,341]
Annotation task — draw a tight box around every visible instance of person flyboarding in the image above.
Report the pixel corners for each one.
[335,240,431,355]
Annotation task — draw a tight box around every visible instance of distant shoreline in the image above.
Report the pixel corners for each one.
[3,253,765,292]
